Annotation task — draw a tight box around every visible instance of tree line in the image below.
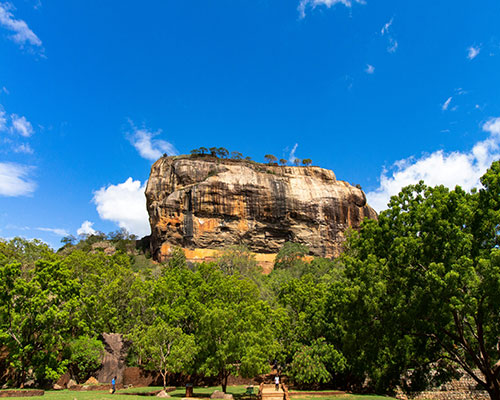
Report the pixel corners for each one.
[0,161,499,400]
[187,147,312,166]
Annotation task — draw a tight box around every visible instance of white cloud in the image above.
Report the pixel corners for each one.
[467,46,480,60]
[0,107,6,131]
[1,86,8,94]
[367,117,500,212]
[0,2,42,49]
[380,18,398,53]
[77,220,97,236]
[11,114,34,137]
[37,227,69,236]
[298,0,365,18]
[128,123,177,161]
[93,177,150,237]
[0,162,36,196]
[288,143,299,163]
[442,96,452,111]
[13,143,34,154]
[381,18,393,35]
[387,38,398,53]
[365,64,375,74]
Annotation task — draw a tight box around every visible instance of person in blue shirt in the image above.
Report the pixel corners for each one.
[111,376,116,394]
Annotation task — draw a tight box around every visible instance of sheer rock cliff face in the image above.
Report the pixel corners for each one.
[145,156,377,263]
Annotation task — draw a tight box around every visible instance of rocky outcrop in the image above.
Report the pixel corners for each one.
[96,333,129,384]
[145,156,377,262]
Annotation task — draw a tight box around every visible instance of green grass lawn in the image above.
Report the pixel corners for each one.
[0,386,396,400]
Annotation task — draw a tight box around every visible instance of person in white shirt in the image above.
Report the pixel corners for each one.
[274,375,279,391]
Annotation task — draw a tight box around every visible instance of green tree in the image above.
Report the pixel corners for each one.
[195,264,276,392]
[209,147,218,157]
[131,319,197,390]
[293,158,301,166]
[340,161,500,399]
[67,335,104,383]
[217,147,229,158]
[216,245,261,276]
[274,242,309,270]
[0,259,82,386]
[302,159,312,166]
[264,154,277,165]
[199,147,208,155]
[190,148,201,156]
[289,338,345,387]
[279,159,287,166]
[231,151,243,160]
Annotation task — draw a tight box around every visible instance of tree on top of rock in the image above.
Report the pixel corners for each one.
[302,159,312,166]
[217,147,229,159]
[209,147,218,157]
[199,147,208,155]
[231,151,243,160]
[264,154,277,164]
[279,159,288,166]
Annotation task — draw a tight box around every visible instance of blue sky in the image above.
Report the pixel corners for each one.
[1,0,500,249]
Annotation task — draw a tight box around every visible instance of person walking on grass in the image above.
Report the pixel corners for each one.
[274,375,279,391]
[112,376,116,394]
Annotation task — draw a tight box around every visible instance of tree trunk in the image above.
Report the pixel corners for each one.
[222,371,229,393]
[161,371,167,390]
[487,380,500,400]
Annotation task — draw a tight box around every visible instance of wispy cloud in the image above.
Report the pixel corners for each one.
[288,143,299,163]
[93,177,150,237]
[442,96,452,111]
[298,0,365,19]
[381,18,393,35]
[387,38,398,53]
[367,117,500,211]
[467,46,481,60]
[0,162,36,197]
[11,114,34,137]
[381,17,398,53]
[0,2,43,51]
[0,106,7,131]
[128,121,177,161]
[365,64,375,74]
[36,227,69,236]
[77,220,97,236]
[13,143,34,154]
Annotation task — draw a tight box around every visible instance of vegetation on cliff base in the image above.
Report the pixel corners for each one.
[0,161,499,400]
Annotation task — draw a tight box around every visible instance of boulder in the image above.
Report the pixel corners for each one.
[96,333,130,384]
[67,379,77,388]
[211,390,225,399]
[84,377,99,385]
[157,390,171,398]
[223,395,233,400]
[56,371,70,388]
[52,384,63,390]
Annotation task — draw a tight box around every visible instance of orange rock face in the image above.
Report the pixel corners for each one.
[145,156,377,264]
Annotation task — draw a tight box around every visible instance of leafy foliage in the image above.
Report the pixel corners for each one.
[67,335,105,382]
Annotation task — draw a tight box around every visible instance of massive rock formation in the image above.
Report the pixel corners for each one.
[145,156,377,264]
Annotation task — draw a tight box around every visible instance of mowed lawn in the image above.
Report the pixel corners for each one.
[0,386,396,400]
